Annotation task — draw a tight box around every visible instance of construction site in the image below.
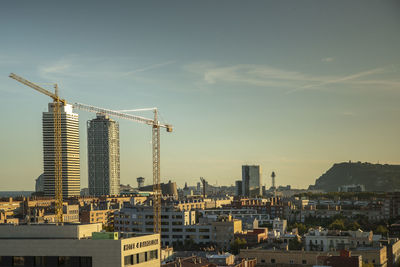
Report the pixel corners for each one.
[9,73,173,233]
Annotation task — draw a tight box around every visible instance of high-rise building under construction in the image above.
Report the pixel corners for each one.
[43,103,80,197]
[87,114,120,196]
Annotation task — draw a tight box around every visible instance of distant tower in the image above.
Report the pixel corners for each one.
[87,114,120,196]
[137,177,145,188]
[242,165,262,197]
[271,171,276,198]
[235,180,242,196]
[35,174,44,193]
[200,177,207,198]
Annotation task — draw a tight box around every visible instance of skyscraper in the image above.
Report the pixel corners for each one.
[242,165,261,197]
[235,180,242,196]
[43,103,80,197]
[87,114,120,196]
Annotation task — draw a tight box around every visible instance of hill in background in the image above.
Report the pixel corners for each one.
[309,161,400,192]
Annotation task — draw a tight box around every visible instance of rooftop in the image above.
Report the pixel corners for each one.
[0,223,154,240]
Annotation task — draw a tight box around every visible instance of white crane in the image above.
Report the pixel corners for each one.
[73,102,172,233]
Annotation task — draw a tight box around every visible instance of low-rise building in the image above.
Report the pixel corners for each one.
[235,228,268,244]
[317,250,362,267]
[0,223,160,267]
[114,204,196,246]
[305,227,372,252]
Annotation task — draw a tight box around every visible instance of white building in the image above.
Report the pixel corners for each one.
[43,103,80,197]
[115,205,241,248]
[87,114,120,196]
[305,227,373,252]
[272,218,287,234]
[0,223,160,267]
[338,184,365,192]
[114,205,196,247]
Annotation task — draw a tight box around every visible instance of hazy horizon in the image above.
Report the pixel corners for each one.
[1,0,399,191]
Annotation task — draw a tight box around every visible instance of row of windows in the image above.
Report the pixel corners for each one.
[0,256,92,267]
[124,250,158,266]
[160,235,210,240]
[260,259,307,264]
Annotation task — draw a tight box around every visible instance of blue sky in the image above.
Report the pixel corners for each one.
[0,0,399,190]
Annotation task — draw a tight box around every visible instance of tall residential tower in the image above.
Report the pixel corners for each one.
[87,114,120,196]
[43,103,80,197]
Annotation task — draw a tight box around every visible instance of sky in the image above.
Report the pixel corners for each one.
[0,0,399,191]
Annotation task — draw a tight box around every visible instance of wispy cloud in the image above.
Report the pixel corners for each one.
[288,68,386,93]
[185,62,400,94]
[38,55,175,81]
[185,63,330,88]
[322,57,334,63]
[123,61,176,76]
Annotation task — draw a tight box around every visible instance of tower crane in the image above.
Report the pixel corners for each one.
[73,102,172,233]
[9,73,65,223]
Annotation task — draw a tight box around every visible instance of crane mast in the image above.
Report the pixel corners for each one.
[73,102,172,233]
[9,73,64,223]
[152,109,161,234]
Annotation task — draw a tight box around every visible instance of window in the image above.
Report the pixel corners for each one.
[302,260,307,264]
[290,259,294,264]
[58,256,72,266]
[271,259,276,263]
[12,256,24,266]
[124,255,133,265]
[138,252,146,264]
[34,256,44,266]
[149,250,158,260]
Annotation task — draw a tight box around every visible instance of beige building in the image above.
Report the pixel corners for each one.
[0,210,18,224]
[240,243,400,267]
[80,208,116,225]
[0,223,160,267]
[212,215,242,249]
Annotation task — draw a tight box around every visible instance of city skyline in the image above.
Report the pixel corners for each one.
[1,0,399,190]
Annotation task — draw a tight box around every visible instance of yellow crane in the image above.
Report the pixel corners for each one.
[9,73,65,223]
[73,102,172,233]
